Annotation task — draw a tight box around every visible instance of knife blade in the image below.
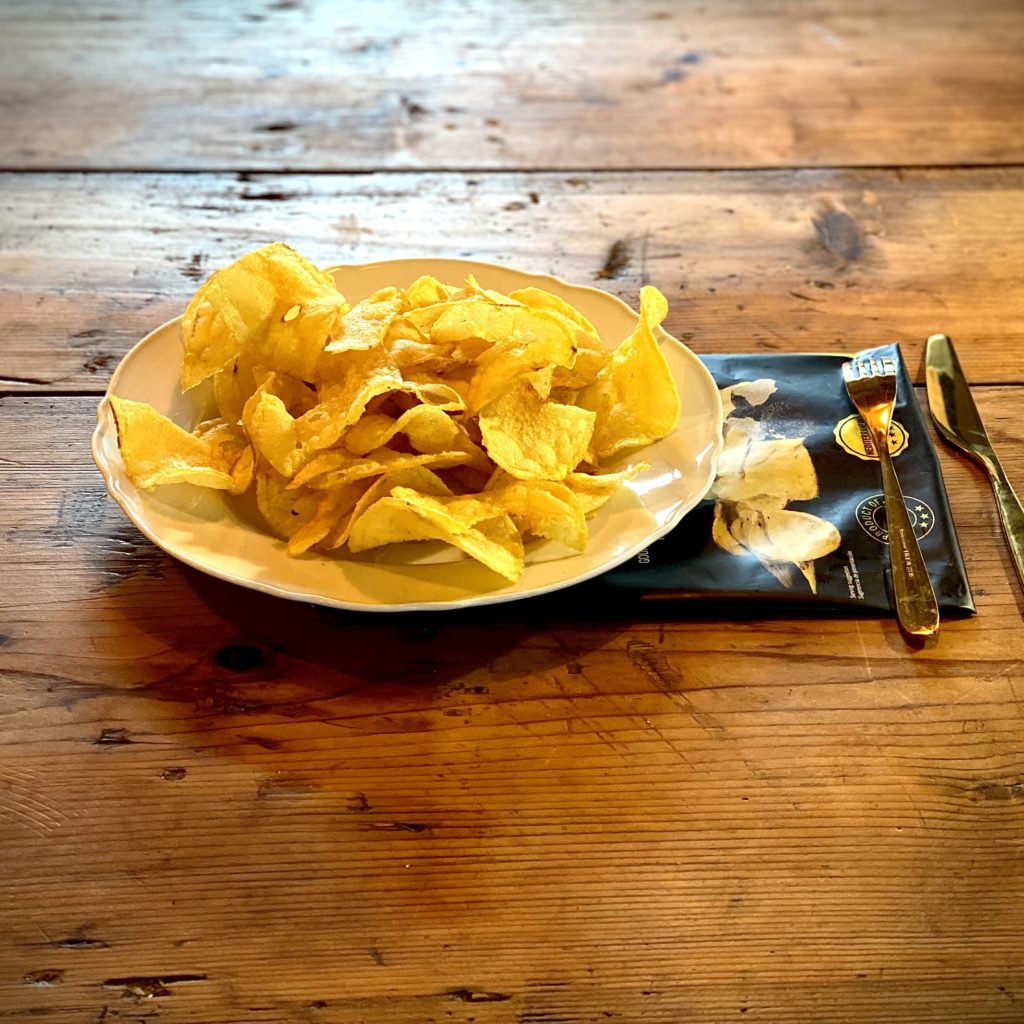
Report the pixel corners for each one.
[925,333,1024,594]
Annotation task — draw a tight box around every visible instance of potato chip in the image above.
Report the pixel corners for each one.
[508,286,597,334]
[343,405,460,457]
[403,275,456,309]
[110,396,237,491]
[479,377,595,481]
[291,447,470,491]
[212,352,259,424]
[478,480,588,550]
[255,468,320,540]
[192,417,255,495]
[387,336,451,375]
[299,346,406,449]
[243,390,304,478]
[181,242,347,390]
[577,285,679,459]
[507,287,609,389]
[330,465,453,550]
[348,488,524,582]
[257,369,318,418]
[323,289,402,356]
[565,463,648,515]
[426,303,578,413]
[286,481,369,556]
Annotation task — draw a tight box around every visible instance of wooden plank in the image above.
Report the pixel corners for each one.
[2,0,1023,171]
[1,394,1022,1022]
[2,168,1024,391]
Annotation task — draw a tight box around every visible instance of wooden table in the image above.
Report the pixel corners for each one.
[2,2,1023,1021]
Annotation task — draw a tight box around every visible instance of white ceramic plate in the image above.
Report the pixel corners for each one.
[92,258,723,612]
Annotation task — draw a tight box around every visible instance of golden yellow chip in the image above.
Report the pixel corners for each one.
[478,377,595,480]
[479,480,588,551]
[212,351,259,424]
[457,274,521,306]
[286,482,369,557]
[322,290,402,356]
[243,390,304,478]
[192,417,255,495]
[387,336,451,375]
[290,447,470,491]
[577,285,679,459]
[403,275,455,308]
[181,242,348,390]
[255,468,320,540]
[331,465,453,550]
[425,302,577,413]
[565,463,648,515]
[110,396,237,491]
[348,488,524,582]
[343,404,460,457]
[507,287,609,389]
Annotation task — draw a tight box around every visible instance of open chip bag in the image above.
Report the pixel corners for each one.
[585,345,974,614]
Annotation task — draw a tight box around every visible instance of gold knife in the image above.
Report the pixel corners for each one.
[925,333,1024,594]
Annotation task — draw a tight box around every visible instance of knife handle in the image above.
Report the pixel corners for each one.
[877,439,940,636]
[988,463,1024,593]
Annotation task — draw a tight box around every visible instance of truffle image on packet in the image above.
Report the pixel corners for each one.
[585,345,974,615]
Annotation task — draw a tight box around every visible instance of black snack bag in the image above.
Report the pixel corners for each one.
[584,345,974,614]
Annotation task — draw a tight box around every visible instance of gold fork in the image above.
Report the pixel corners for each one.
[843,355,940,637]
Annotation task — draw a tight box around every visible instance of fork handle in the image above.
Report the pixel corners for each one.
[877,436,940,636]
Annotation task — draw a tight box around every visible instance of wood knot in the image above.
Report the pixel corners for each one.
[214,643,272,674]
[94,728,132,747]
[22,969,64,986]
[812,208,863,261]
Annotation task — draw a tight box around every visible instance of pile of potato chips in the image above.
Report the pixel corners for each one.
[110,243,680,583]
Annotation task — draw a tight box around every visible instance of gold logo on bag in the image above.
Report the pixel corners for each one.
[834,415,909,461]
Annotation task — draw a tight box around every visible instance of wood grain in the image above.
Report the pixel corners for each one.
[2,0,1024,171]
[4,2,1024,1019]
[3,168,1024,392]
[0,394,1022,1022]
